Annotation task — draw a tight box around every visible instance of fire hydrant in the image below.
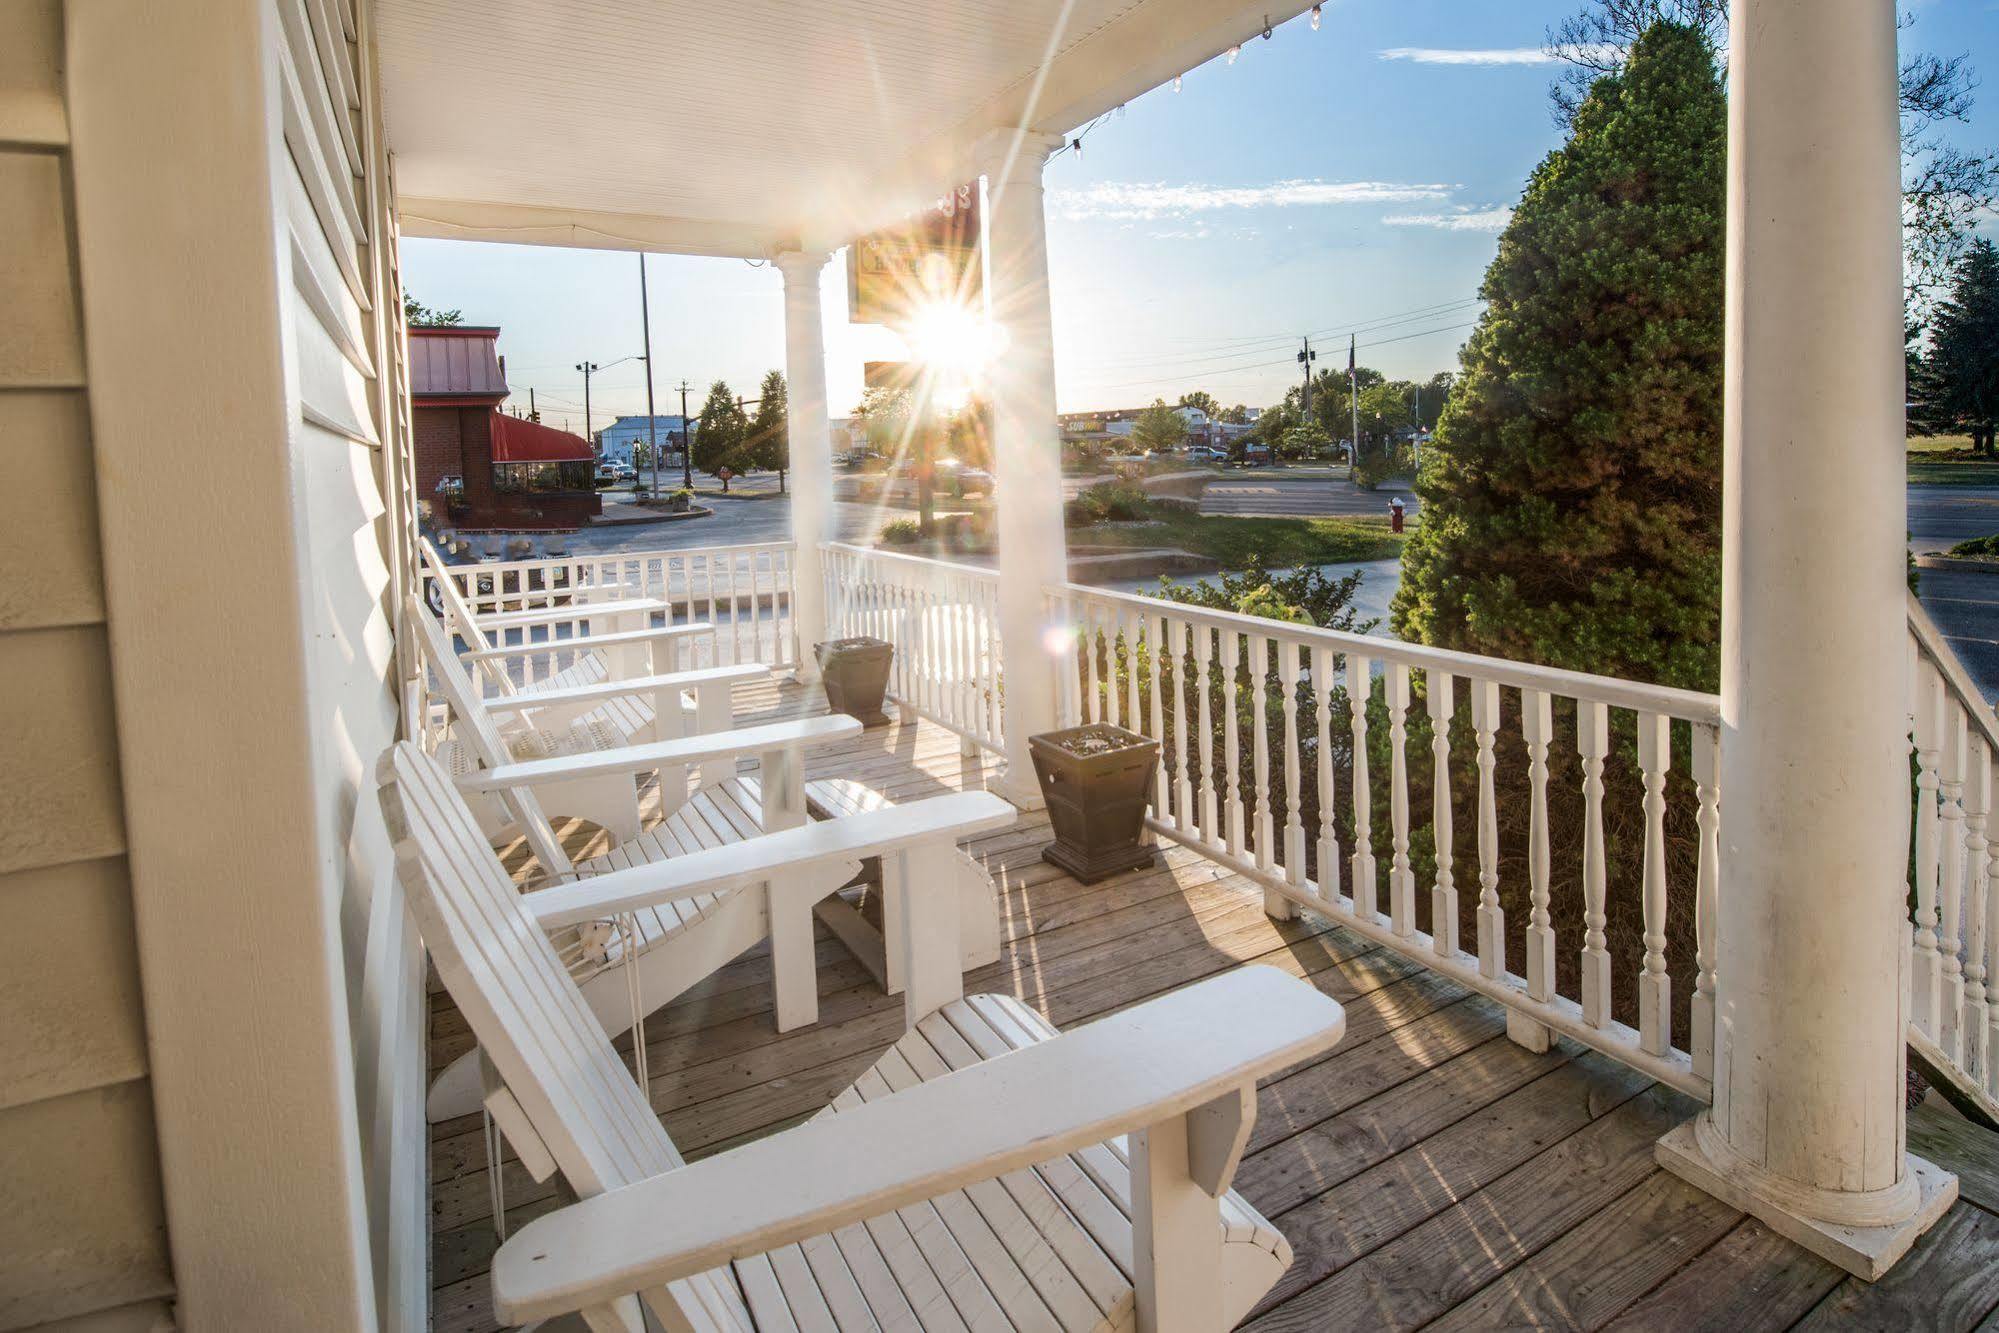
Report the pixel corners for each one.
[1389,496,1406,534]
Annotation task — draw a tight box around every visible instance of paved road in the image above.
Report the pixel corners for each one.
[1199,472,1418,519]
[541,477,1999,697]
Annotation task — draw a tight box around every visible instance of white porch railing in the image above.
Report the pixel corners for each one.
[822,542,1005,754]
[1908,593,1999,1121]
[1054,582,1722,1098]
[418,541,800,685]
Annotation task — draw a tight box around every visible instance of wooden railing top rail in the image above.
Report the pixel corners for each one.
[822,541,999,580]
[1909,589,1999,743]
[1058,580,1723,726]
[422,538,798,580]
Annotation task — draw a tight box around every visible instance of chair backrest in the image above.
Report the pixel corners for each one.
[421,539,521,697]
[408,595,578,880]
[379,741,749,1328]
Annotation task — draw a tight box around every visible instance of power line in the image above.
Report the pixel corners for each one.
[1080,320,1478,394]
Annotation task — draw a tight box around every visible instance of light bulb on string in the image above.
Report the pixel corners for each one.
[1310,4,1322,29]
[1070,136,1082,157]
[1173,74,1182,92]
[1226,44,1240,64]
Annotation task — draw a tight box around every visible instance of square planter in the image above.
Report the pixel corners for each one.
[815,636,894,726]
[1030,723,1160,883]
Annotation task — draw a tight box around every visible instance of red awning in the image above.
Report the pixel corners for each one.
[491,414,594,463]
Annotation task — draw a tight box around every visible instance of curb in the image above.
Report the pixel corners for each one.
[1915,555,1999,575]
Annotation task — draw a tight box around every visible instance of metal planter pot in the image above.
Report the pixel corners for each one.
[815,636,894,726]
[1029,723,1161,883]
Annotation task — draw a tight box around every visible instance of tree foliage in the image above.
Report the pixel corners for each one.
[1177,390,1220,418]
[1392,22,1726,691]
[743,369,789,486]
[1546,0,1999,313]
[1917,239,1999,455]
[402,292,462,326]
[1132,398,1189,452]
[692,379,748,484]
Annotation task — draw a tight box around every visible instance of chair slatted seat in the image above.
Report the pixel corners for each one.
[381,740,1343,1333]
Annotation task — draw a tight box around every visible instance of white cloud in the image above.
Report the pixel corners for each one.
[1377,46,1554,65]
[1051,179,1454,222]
[1383,207,1516,232]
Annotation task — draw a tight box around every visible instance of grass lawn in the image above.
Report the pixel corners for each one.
[1074,507,1403,566]
[1907,435,1999,486]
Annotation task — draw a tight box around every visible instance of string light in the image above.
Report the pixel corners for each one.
[1311,3,1322,29]
[1173,74,1182,92]
[1071,136,1083,157]
[1226,44,1240,63]
[1261,16,1273,40]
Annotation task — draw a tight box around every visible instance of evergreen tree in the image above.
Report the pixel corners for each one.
[1920,239,1999,455]
[691,379,748,489]
[743,369,790,488]
[1390,21,1725,691]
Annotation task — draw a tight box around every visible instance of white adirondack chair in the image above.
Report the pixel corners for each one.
[422,539,713,732]
[381,739,1345,1333]
[412,597,762,843]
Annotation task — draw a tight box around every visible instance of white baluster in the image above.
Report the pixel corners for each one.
[1940,702,1969,1061]
[1912,660,1945,1039]
[1149,612,1169,818]
[1470,680,1502,979]
[1347,654,1377,922]
[1428,671,1457,957]
[1313,645,1341,910]
[1252,634,1275,875]
[1193,626,1218,845]
[1988,779,1999,1100]
[1123,605,1142,738]
[1691,723,1720,1083]
[1578,699,1611,1029]
[1082,600,1103,724]
[1965,734,1991,1085]
[1279,643,1306,891]
[1220,629,1245,857]
[1171,619,1194,831]
[1637,711,1672,1057]
[1386,664,1414,939]
[1522,689,1556,1006]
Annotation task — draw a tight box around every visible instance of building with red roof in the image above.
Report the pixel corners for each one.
[410,324,600,530]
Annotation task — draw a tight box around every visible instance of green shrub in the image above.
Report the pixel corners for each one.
[1350,444,1412,492]
[1947,533,1999,560]
[879,518,922,546]
[1065,479,1151,527]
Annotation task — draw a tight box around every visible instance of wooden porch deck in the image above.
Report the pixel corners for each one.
[428,678,1999,1332]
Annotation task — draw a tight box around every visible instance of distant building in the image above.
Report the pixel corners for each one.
[597,414,689,464]
[410,325,598,530]
[1057,404,1230,448]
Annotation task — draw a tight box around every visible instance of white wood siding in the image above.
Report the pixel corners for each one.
[0,5,172,1328]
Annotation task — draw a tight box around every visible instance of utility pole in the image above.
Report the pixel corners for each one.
[1348,333,1361,468]
[678,381,693,489]
[1297,335,1316,415]
[1411,383,1421,469]
[574,360,598,449]
[639,253,659,495]
[527,386,536,422]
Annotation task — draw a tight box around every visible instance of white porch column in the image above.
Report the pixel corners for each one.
[1655,0,1956,1277]
[777,250,833,680]
[978,129,1070,808]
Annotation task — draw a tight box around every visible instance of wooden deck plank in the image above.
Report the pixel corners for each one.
[1426,1170,1741,1331]
[1793,1203,1999,1333]
[1602,1218,1843,1332]
[1911,1101,1999,1215]
[1248,1049,1656,1314]
[1240,1085,1698,1332]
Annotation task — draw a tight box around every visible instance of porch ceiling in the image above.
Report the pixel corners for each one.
[376,0,1307,257]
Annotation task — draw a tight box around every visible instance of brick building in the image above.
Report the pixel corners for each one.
[410,325,599,529]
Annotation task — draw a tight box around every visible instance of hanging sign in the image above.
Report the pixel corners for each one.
[847,183,981,328]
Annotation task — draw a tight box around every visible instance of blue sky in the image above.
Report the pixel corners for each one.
[402,0,1998,428]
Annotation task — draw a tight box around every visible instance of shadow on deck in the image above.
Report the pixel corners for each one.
[428,679,1999,1332]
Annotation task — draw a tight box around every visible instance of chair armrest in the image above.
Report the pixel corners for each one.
[459,621,713,664]
[524,792,1016,928]
[457,715,859,793]
[491,966,1345,1323]
[475,597,668,632]
[486,663,767,714]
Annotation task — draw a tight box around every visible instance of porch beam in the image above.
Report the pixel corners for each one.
[1655,0,1956,1277]
[978,128,1070,807]
[776,250,834,678]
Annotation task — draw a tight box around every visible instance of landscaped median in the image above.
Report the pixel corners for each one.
[1908,435,1999,487]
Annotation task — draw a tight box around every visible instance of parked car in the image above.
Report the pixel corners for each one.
[935,458,993,496]
[1185,445,1227,463]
